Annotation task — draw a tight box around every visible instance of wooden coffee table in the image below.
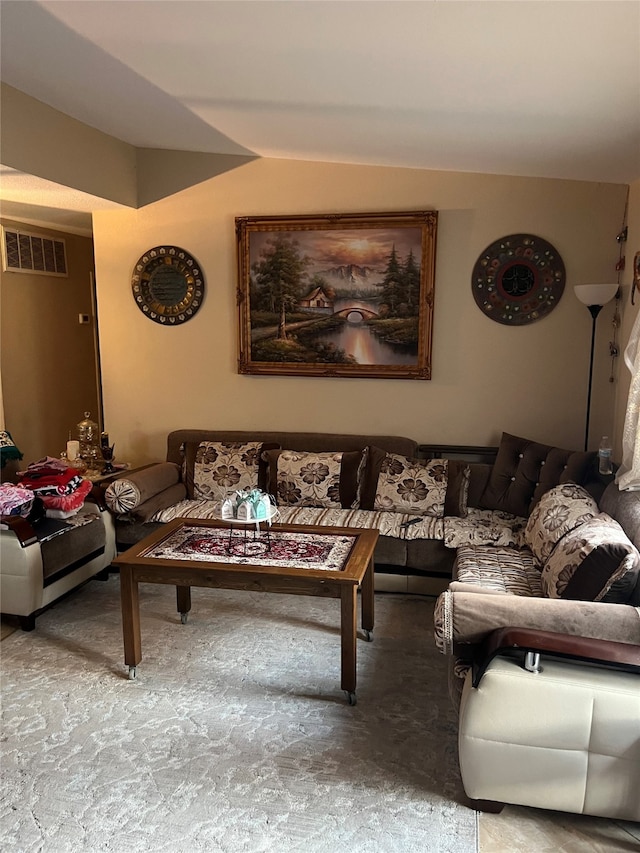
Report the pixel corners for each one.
[112,518,378,704]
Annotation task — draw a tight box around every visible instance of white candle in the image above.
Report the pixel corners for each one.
[67,440,80,461]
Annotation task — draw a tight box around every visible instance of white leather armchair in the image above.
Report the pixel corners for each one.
[0,500,116,630]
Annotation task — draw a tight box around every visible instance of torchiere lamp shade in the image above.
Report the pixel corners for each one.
[574,283,618,308]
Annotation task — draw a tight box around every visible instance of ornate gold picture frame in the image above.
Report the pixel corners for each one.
[236,211,438,379]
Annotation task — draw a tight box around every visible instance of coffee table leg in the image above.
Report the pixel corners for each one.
[341,585,358,704]
[361,557,374,642]
[177,585,191,624]
[120,567,141,679]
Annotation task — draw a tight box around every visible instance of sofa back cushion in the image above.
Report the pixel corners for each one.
[540,513,640,603]
[173,431,416,501]
[168,430,417,465]
[479,432,596,518]
[189,441,273,502]
[359,447,470,518]
[524,483,599,566]
[264,449,363,508]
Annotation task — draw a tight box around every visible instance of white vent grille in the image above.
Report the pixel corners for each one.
[2,227,68,276]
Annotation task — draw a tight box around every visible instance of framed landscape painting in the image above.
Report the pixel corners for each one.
[236,210,438,379]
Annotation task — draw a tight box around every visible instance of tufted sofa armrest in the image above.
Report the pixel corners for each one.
[471,626,640,687]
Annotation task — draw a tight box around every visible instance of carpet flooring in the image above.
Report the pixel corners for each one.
[0,576,478,852]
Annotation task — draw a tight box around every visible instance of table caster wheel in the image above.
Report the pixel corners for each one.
[128,666,137,680]
[180,612,188,625]
[364,629,373,642]
[346,691,357,706]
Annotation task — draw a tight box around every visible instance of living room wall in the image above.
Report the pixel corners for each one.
[0,218,101,466]
[92,158,631,466]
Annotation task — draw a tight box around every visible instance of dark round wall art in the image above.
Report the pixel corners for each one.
[471,233,565,325]
[131,245,205,325]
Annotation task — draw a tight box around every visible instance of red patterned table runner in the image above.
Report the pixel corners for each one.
[145,525,355,572]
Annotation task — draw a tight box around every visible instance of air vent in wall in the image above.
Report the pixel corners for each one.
[2,227,68,276]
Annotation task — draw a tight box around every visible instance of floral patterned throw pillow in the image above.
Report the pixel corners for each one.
[193,441,263,502]
[271,450,346,508]
[373,453,449,517]
[524,483,599,566]
[540,513,640,602]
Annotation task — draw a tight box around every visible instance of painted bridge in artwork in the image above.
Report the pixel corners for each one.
[332,306,380,321]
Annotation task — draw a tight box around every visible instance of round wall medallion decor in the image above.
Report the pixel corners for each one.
[471,234,565,325]
[131,245,205,325]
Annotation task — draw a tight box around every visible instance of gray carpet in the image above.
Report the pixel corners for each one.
[0,576,478,853]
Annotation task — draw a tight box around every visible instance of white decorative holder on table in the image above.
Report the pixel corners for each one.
[219,489,278,554]
[221,489,276,525]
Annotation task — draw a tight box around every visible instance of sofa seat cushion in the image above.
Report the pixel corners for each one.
[455,545,543,596]
[278,505,444,539]
[443,508,527,549]
[151,499,444,540]
[152,499,234,523]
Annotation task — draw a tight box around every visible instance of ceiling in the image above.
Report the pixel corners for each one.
[1,0,639,234]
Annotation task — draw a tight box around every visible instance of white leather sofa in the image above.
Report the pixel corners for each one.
[0,500,116,630]
[457,629,640,821]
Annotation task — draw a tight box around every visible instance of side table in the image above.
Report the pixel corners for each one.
[86,464,155,486]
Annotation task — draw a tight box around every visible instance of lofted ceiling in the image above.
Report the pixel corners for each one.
[1,0,639,235]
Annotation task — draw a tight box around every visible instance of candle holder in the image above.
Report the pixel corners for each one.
[77,411,100,467]
[100,443,116,475]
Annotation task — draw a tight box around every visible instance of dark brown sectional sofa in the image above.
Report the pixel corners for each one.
[103,430,459,594]
[100,429,631,599]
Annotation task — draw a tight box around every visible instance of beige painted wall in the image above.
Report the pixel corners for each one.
[92,158,628,466]
[1,85,256,211]
[1,84,137,208]
[0,219,101,466]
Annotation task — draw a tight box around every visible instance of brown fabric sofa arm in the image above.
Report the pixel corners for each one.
[473,627,640,686]
[434,582,640,656]
[105,463,182,514]
[127,482,187,522]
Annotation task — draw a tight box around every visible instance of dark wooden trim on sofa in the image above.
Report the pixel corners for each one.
[417,444,499,464]
[0,514,37,547]
[472,626,640,687]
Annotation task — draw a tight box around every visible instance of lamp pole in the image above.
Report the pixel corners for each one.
[574,284,618,453]
[584,304,603,452]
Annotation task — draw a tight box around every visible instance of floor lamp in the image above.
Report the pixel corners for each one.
[574,283,619,451]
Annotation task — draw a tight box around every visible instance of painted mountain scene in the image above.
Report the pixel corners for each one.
[237,212,437,379]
